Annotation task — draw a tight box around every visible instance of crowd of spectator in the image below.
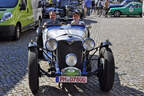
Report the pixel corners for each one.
[40,0,112,17]
[82,0,110,17]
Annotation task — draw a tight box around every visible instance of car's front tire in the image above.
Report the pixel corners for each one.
[13,23,21,40]
[98,47,115,92]
[28,47,39,95]
[140,13,142,17]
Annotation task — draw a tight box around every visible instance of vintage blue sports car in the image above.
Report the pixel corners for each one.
[28,22,115,95]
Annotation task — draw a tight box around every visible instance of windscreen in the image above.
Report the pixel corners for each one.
[46,25,85,31]
[46,25,86,39]
[0,0,18,8]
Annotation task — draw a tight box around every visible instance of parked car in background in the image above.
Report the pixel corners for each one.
[109,0,141,9]
[0,0,42,40]
[108,2,142,17]
[0,0,34,40]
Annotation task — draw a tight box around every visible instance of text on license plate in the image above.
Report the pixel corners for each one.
[56,76,87,83]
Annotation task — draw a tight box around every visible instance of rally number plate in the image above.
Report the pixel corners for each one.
[56,76,87,83]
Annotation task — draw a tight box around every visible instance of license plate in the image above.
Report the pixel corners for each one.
[56,76,87,83]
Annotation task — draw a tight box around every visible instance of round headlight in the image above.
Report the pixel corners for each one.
[66,53,77,67]
[45,38,57,51]
[83,38,95,51]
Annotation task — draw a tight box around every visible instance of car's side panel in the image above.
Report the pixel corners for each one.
[133,4,142,15]
[26,0,34,26]
[124,4,134,15]
[108,2,142,16]
[19,0,34,29]
[119,7,128,15]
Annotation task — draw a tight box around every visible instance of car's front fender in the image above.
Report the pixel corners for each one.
[28,41,37,49]
[100,40,112,48]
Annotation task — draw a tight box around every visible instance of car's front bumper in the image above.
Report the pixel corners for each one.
[0,25,15,37]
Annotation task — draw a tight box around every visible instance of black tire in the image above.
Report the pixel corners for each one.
[98,47,115,92]
[28,48,39,95]
[13,24,21,40]
[140,13,142,18]
[114,11,120,17]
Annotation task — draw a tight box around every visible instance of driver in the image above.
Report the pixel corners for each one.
[44,11,60,25]
[71,11,85,25]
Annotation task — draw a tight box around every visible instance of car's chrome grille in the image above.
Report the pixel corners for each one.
[57,40,83,70]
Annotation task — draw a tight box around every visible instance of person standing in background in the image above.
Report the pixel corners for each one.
[94,0,98,14]
[56,0,60,7]
[91,0,95,14]
[52,0,57,6]
[82,0,87,18]
[48,0,53,6]
[82,0,86,18]
[104,0,109,17]
[84,0,92,16]
[39,0,46,8]
[97,0,103,17]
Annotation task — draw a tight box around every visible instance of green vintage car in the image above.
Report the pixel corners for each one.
[108,2,142,17]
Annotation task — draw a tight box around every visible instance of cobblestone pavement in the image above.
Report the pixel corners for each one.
[0,15,144,96]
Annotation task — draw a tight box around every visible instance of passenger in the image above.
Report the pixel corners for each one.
[71,12,85,25]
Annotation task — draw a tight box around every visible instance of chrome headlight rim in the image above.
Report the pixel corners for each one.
[83,38,95,51]
[45,38,58,51]
[65,53,77,67]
